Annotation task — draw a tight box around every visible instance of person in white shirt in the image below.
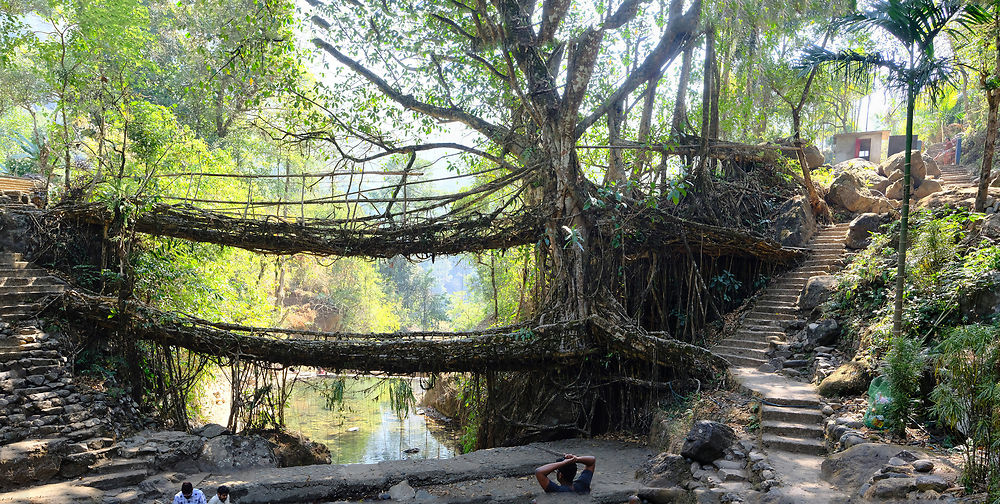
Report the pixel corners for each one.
[173,482,207,504]
[207,485,233,504]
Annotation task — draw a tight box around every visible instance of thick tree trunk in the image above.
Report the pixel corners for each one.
[697,27,715,180]
[670,46,693,138]
[633,75,660,180]
[976,91,999,212]
[603,99,626,186]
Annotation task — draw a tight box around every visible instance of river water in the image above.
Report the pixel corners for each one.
[199,373,461,464]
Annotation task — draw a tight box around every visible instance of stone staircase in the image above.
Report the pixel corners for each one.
[0,253,153,500]
[936,163,976,188]
[712,223,851,464]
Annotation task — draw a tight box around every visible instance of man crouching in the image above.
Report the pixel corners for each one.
[534,453,596,494]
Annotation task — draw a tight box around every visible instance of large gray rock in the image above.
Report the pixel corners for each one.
[881,150,926,182]
[924,154,941,177]
[120,430,205,472]
[913,178,942,199]
[959,270,1000,319]
[640,453,692,488]
[863,477,916,499]
[818,359,873,397]
[680,421,735,464]
[823,443,902,492]
[803,144,825,170]
[805,319,839,347]
[772,196,817,248]
[388,480,416,500]
[846,213,882,249]
[0,438,66,489]
[827,171,894,214]
[798,275,836,311]
[831,158,878,179]
[195,423,230,439]
[198,435,278,472]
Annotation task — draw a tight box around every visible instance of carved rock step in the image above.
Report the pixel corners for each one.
[761,420,824,438]
[716,353,767,367]
[717,338,772,350]
[90,456,153,475]
[761,404,824,423]
[76,469,148,490]
[762,433,826,455]
[0,268,56,278]
[713,345,767,358]
[0,284,65,294]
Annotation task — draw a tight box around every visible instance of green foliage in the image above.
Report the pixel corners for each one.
[931,324,1000,496]
[880,336,925,434]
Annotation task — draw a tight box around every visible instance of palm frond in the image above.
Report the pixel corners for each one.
[795,46,901,88]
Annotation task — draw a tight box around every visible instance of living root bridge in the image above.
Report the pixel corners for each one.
[60,290,728,375]
[42,202,803,263]
[45,203,545,259]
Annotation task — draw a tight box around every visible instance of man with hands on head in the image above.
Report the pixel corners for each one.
[535,453,596,493]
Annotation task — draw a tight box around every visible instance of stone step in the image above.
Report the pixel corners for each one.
[761,420,824,438]
[762,395,821,408]
[755,302,797,310]
[762,433,826,455]
[0,284,65,294]
[745,312,795,320]
[0,261,31,270]
[761,404,825,423]
[0,276,62,287]
[713,345,768,358]
[716,352,767,367]
[76,469,149,490]
[718,338,772,350]
[0,304,42,317]
[0,252,24,262]
[741,329,785,338]
[91,456,152,475]
[0,268,53,278]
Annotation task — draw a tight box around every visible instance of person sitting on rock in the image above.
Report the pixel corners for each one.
[173,482,207,504]
[534,453,596,493]
[207,485,232,504]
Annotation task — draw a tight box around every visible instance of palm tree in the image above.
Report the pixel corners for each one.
[798,0,985,336]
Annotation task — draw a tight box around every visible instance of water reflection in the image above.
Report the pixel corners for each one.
[283,376,460,464]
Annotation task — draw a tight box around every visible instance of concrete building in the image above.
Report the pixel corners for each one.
[831,130,891,164]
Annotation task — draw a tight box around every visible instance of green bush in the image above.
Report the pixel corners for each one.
[931,324,1000,497]
[881,336,925,435]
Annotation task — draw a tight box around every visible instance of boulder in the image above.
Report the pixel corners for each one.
[913,179,942,199]
[924,154,941,177]
[881,150,926,182]
[195,423,230,439]
[818,359,873,397]
[803,144,825,170]
[640,453,692,487]
[826,171,895,214]
[798,275,836,311]
[831,158,878,178]
[680,421,736,464]
[772,196,817,248]
[120,430,205,472]
[914,474,949,491]
[0,438,66,489]
[846,213,882,249]
[198,434,278,472]
[264,430,332,467]
[863,477,916,499]
[389,480,416,500]
[958,270,1000,319]
[805,319,839,347]
[822,443,912,493]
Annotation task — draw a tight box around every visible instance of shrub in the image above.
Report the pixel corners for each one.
[931,324,1000,497]
[881,335,925,435]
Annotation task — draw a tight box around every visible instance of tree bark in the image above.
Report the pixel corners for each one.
[893,80,916,336]
[670,46,693,138]
[976,91,999,212]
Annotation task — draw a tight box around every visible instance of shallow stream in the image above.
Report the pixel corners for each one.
[200,374,461,464]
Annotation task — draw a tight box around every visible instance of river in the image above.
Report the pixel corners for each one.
[199,373,461,464]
